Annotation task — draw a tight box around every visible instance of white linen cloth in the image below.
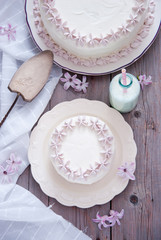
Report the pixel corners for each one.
[0,0,91,239]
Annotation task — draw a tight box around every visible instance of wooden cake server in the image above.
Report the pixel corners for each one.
[0,50,53,127]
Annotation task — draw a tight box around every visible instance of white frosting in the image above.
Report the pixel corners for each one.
[33,0,155,66]
[54,0,133,36]
[49,116,115,184]
[39,0,150,59]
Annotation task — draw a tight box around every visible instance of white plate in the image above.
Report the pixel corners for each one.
[25,0,161,75]
[28,99,137,208]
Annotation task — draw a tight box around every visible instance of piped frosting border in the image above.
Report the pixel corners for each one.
[50,116,114,182]
[33,0,155,67]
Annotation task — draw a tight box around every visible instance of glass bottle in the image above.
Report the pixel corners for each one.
[109,73,140,113]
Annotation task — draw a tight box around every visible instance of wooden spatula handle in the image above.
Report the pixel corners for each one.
[0,93,20,127]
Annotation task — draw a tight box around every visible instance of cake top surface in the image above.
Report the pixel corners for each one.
[54,0,135,36]
[49,115,114,184]
[41,0,149,40]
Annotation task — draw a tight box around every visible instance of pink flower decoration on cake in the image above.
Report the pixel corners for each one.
[88,164,98,175]
[6,153,22,171]
[60,72,81,90]
[76,116,88,126]
[109,30,120,41]
[89,119,101,130]
[64,29,76,39]
[127,14,138,25]
[76,33,86,47]
[57,159,69,172]
[119,25,130,34]
[98,159,109,169]
[53,128,66,140]
[117,162,135,180]
[96,124,108,135]
[63,120,74,130]
[48,14,60,24]
[4,24,16,41]
[133,3,145,14]
[99,34,110,46]
[66,169,77,179]
[138,74,152,90]
[0,165,16,184]
[56,20,67,31]
[92,209,124,230]
[99,135,113,145]
[51,151,64,162]
[74,76,89,93]
[88,34,99,47]
[43,2,55,15]
[100,148,112,159]
[50,139,61,150]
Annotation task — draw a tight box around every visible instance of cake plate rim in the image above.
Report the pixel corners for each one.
[25,0,161,75]
[28,99,137,208]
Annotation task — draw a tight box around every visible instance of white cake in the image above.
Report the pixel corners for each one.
[33,0,155,67]
[49,116,115,184]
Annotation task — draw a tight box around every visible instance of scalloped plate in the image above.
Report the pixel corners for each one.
[25,0,160,75]
[28,99,137,208]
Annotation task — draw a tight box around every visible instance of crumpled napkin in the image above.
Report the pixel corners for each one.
[0,0,91,239]
[0,185,90,240]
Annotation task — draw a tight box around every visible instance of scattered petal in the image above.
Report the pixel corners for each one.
[6,153,22,171]
[60,72,88,93]
[92,209,124,230]
[3,23,16,41]
[138,74,152,90]
[0,164,16,184]
[117,162,135,180]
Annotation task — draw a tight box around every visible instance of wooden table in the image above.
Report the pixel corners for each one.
[17,29,161,240]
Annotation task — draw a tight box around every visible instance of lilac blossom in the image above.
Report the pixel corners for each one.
[92,209,124,229]
[0,165,16,184]
[138,74,152,90]
[92,212,109,230]
[107,209,124,227]
[60,72,81,90]
[60,72,89,93]
[74,76,89,93]
[4,24,16,41]
[117,162,135,180]
[6,153,22,171]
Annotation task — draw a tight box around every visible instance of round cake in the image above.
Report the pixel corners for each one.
[33,0,155,67]
[49,116,115,184]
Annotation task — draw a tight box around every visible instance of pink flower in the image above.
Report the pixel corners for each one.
[74,76,89,93]
[63,120,74,130]
[6,153,22,171]
[4,24,16,41]
[50,139,61,150]
[92,209,124,230]
[107,209,124,227]
[138,74,152,90]
[60,72,81,90]
[92,212,109,230]
[60,72,89,93]
[53,128,66,140]
[0,165,16,184]
[117,162,135,180]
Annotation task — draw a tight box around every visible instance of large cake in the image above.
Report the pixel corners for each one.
[33,0,155,67]
[49,116,115,184]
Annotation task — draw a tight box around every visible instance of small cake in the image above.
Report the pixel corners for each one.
[49,116,115,184]
[33,0,155,67]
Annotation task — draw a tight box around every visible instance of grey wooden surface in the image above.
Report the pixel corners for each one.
[17,29,161,240]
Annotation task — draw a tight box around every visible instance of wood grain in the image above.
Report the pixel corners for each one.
[17,30,161,240]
